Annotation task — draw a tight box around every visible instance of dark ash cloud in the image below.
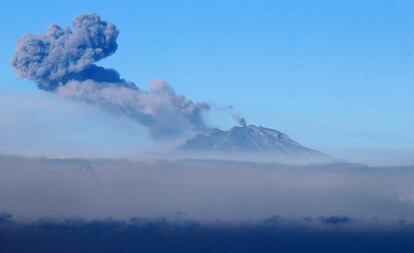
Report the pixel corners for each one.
[12,14,120,90]
[11,13,209,137]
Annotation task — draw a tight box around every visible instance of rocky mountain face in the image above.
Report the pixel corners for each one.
[180,125,327,158]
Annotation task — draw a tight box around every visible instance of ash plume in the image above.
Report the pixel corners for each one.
[234,115,247,127]
[11,13,209,137]
[220,105,248,127]
[11,14,121,90]
[230,111,247,127]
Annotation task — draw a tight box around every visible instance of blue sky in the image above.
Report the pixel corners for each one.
[1,0,414,162]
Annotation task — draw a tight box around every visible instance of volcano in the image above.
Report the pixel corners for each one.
[180,124,328,159]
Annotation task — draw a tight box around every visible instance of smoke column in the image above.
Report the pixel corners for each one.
[11,13,209,137]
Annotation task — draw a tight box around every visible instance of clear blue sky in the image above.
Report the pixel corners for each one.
[1,0,413,163]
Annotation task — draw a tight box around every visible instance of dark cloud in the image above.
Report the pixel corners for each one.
[319,216,351,225]
[12,14,120,90]
[1,215,414,253]
[0,212,12,223]
[11,13,209,137]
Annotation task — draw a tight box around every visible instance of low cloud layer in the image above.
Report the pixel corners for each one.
[1,156,414,222]
[2,156,414,252]
[2,155,414,252]
[11,13,209,137]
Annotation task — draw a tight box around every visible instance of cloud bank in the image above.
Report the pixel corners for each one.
[11,13,209,137]
[1,156,414,222]
[1,156,414,252]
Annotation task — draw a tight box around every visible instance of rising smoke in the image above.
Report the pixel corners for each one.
[11,13,210,137]
[232,114,247,127]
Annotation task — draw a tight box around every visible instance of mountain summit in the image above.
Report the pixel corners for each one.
[180,124,327,159]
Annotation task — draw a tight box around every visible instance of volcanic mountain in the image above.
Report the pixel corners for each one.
[180,124,328,159]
